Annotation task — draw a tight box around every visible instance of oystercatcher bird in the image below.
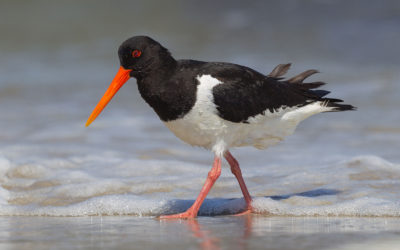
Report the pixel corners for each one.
[86,36,355,219]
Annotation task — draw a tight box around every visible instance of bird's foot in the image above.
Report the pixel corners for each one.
[158,209,197,220]
[233,206,253,216]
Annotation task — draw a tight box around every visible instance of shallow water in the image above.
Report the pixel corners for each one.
[1,0,400,220]
[2,216,400,250]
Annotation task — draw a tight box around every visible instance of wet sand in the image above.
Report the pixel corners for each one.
[1,215,400,250]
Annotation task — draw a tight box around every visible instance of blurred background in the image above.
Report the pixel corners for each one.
[1,0,399,160]
[0,0,399,217]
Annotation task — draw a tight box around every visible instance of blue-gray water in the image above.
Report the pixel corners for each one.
[1,0,400,249]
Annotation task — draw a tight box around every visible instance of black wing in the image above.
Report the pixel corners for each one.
[209,63,354,123]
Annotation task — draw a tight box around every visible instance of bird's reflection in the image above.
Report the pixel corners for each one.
[169,214,253,250]
[185,219,220,250]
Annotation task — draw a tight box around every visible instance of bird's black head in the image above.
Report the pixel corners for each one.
[85,36,176,127]
[118,36,176,79]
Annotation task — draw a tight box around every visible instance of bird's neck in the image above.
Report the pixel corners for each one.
[135,61,196,122]
[135,64,177,106]
[133,53,177,81]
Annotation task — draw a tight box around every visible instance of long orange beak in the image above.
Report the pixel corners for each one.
[85,66,132,127]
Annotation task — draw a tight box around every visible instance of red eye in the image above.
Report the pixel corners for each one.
[132,50,141,58]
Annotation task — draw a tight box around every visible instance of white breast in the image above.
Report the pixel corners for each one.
[164,75,226,153]
[164,75,333,157]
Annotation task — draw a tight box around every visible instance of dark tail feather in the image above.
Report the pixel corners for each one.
[323,98,356,112]
[288,69,319,83]
[268,63,291,78]
[312,90,330,97]
[269,64,356,112]
[300,81,326,89]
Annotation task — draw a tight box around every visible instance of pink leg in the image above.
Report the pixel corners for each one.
[224,151,253,213]
[159,156,222,219]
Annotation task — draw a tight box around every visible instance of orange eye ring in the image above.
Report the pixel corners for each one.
[132,50,141,58]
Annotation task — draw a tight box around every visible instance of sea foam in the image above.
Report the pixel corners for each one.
[0,154,399,217]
